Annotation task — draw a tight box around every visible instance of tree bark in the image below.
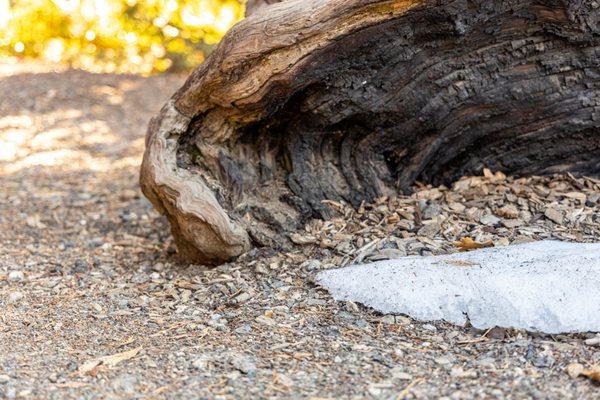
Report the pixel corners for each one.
[140,0,600,264]
[244,0,282,16]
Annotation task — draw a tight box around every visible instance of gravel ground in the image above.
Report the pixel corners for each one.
[1,61,599,399]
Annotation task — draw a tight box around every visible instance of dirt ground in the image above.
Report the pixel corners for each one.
[1,61,599,399]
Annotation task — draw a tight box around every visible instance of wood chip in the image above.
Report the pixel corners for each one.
[544,207,564,225]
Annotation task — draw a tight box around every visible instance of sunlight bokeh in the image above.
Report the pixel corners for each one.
[0,0,245,74]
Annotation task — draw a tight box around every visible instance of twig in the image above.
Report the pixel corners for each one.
[396,378,425,399]
[456,327,493,345]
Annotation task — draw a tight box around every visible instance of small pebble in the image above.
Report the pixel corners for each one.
[234,324,252,334]
[533,355,554,368]
[5,387,16,399]
[8,291,24,304]
[152,263,164,272]
[367,385,382,396]
[73,259,89,273]
[87,238,104,248]
[230,356,256,375]
[306,298,326,306]
[7,271,24,283]
[435,356,452,365]
[391,371,413,380]
[150,272,161,280]
[192,357,209,370]
[422,202,441,219]
[395,316,411,325]
[450,367,477,379]
[488,327,506,340]
[302,259,321,271]
[480,214,501,226]
[234,292,251,303]
[584,337,600,346]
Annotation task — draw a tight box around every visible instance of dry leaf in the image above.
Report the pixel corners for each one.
[582,368,600,383]
[78,347,142,374]
[455,237,494,251]
[567,363,600,382]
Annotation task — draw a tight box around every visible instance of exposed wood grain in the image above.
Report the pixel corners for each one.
[141,0,600,264]
[245,0,283,16]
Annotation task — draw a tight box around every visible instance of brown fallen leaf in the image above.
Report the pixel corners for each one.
[582,368,600,382]
[78,347,142,374]
[567,363,600,382]
[455,237,494,251]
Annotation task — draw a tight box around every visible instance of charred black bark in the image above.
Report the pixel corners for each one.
[142,0,600,264]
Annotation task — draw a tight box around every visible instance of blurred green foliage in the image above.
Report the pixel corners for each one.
[0,0,245,73]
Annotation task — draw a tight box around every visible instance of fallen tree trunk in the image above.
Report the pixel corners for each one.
[244,0,282,16]
[140,0,600,264]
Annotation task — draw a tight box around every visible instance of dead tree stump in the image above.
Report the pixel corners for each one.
[140,0,600,264]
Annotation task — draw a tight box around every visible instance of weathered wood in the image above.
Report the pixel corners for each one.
[245,0,282,16]
[141,0,600,264]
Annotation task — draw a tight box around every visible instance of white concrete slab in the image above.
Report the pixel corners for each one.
[317,241,600,333]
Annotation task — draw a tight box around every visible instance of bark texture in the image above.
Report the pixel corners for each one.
[141,0,600,264]
[245,0,282,16]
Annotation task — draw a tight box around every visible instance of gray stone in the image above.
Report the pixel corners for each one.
[480,214,501,226]
[7,271,24,282]
[422,202,441,219]
[230,355,256,375]
[584,336,600,346]
[192,356,209,370]
[73,259,89,273]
